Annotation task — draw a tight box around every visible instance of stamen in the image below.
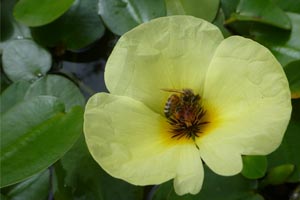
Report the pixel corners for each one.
[163,89,209,140]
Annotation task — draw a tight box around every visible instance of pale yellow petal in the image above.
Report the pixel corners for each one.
[84,93,197,185]
[196,36,291,175]
[173,144,204,195]
[105,16,223,114]
[197,130,243,175]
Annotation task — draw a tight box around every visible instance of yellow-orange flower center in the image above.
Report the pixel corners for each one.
[163,89,209,140]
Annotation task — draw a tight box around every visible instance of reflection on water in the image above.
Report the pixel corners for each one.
[62,59,107,99]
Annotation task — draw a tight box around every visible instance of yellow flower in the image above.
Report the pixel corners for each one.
[84,16,291,195]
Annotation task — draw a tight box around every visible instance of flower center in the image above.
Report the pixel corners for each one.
[163,89,209,140]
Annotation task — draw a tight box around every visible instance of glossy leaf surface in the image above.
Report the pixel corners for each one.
[242,156,267,179]
[251,12,300,65]
[0,94,83,187]
[2,39,51,82]
[227,0,291,29]
[14,0,74,27]
[165,0,219,22]
[6,170,50,200]
[31,0,105,50]
[0,0,31,47]
[98,0,166,35]
[25,75,85,111]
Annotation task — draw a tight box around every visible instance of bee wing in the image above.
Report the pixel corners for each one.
[161,88,184,94]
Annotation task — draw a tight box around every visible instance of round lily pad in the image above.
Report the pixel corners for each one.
[2,39,51,82]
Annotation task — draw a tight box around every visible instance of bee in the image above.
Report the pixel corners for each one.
[162,88,207,139]
[164,93,181,118]
[162,88,201,121]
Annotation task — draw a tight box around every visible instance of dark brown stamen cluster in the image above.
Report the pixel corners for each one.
[163,89,209,140]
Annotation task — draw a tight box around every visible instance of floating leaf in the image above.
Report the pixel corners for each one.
[6,170,50,200]
[98,0,166,35]
[220,0,239,19]
[213,9,232,38]
[284,60,300,99]
[53,136,144,199]
[0,75,85,113]
[226,0,291,30]
[0,94,83,187]
[31,0,105,50]
[0,81,31,114]
[271,0,300,13]
[242,156,267,179]
[153,166,262,200]
[2,39,51,82]
[13,0,74,27]
[261,164,295,186]
[267,99,300,182]
[251,12,300,65]
[165,0,219,22]
[0,0,31,49]
[25,75,85,111]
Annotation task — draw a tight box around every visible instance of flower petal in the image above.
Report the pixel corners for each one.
[84,93,199,187]
[173,144,204,195]
[197,131,243,175]
[105,16,223,113]
[197,36,291,175]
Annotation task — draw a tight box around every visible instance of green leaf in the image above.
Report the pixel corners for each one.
[0,193,8,200]
[271,0,300,13]
[251,12,300,66]
[6,170,50,200]
[1,96,64,147]
[25,75,85,111]
[153,166,262,200]
[242,156,267,179]
[0,0,31,48]
[98,0,166,35]
[31,0,105,50]
[165,0,219,22]
[2,39,51,82]
[0,75,85,114]
[213,9,232,38]
[0,72,11,93]
[267,99,300,182]
[284,60,300,99]
[0,81,31,114]
[226,0,291,30]
[13,0,74,27]
[261,164,295,186]
[0,96,83,187]
[220,0,239,19]
[54,136,144,200]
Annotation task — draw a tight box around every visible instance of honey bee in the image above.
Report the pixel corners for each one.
[162,88,201,120]
[162,88,207,139]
